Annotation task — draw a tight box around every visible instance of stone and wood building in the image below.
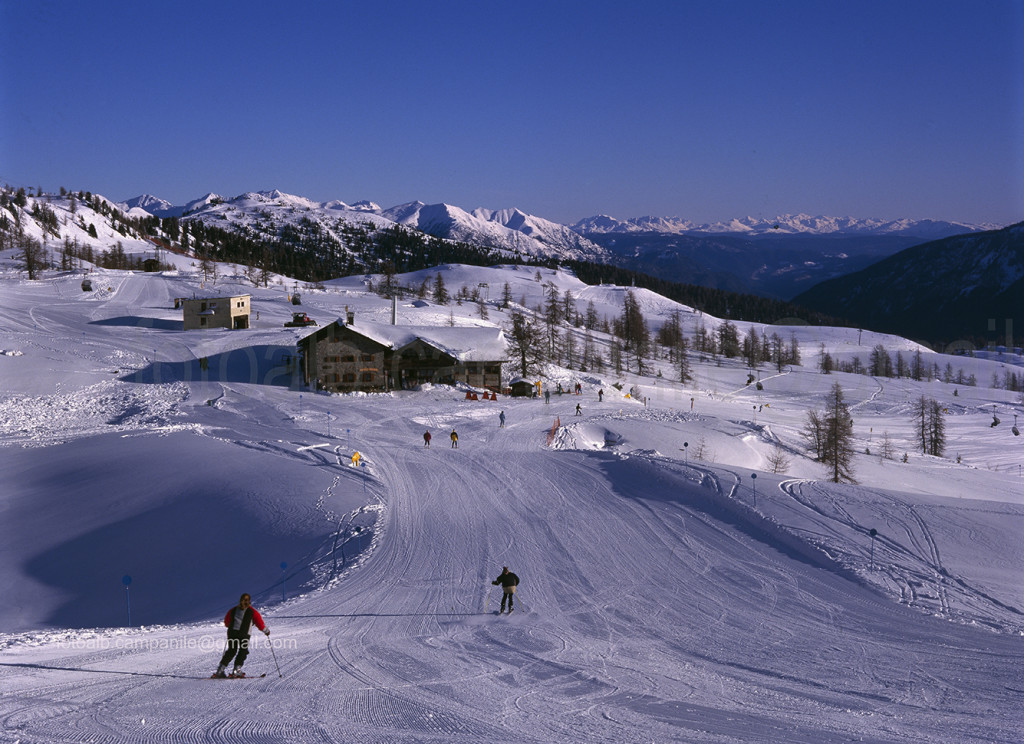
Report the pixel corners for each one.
[298,316,507,393]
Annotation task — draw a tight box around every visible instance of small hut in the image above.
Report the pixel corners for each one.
[509,378,535,398]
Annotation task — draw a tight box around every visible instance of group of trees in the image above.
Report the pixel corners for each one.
[804,382,857,483]
[58,238,174,272]
[803,384,948,483]
[818,343,981,389]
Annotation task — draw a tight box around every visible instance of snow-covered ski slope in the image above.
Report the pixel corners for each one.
[1,264,1022,743]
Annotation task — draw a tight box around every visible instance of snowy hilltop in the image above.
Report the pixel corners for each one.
[1,214,1022,742]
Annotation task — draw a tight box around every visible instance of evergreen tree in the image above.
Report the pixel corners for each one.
[788,334,801,367]
[914,396,946,457]
[432,271,449,304]
[821,382,856,483]
[615,290,650,373]
[717,320,740,358]
[926,400,946,457]
[819,343,834,374]
[543,282,562,356]
[869,344,894,377]
[18,229,46,279]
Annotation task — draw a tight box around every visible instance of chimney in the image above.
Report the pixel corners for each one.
[391,295,398,325]
[346,306,354,325]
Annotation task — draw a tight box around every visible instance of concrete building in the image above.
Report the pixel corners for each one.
[182,294,251,330]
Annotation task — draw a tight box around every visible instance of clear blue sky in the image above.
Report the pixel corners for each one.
[2,0,1021,226]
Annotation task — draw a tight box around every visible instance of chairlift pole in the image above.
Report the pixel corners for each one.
[122,575,132,626]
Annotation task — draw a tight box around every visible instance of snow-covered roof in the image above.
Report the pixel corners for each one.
[338,319,507,362]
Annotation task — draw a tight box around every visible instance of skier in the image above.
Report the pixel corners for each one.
[492,566,520,614]
[499,411,505,428]
[423,430,431,447]
[598,389,604,402]
[450,429,459,448]
[575,403,582,416]
[213,593,269,678]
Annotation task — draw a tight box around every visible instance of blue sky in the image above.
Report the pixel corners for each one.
[2,0,1021,225]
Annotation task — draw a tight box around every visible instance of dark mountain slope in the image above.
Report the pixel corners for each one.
[793,223,1024,346]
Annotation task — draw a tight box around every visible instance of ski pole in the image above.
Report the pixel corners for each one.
[268,634,283,678]
[484,584,494,613]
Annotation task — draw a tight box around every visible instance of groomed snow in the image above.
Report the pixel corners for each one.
[1,261,1022,743]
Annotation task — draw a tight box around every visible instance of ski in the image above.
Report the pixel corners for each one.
[209,672,267,679]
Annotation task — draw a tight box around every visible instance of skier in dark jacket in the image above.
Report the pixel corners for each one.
[213,593,269,678]
[492,566,520,614]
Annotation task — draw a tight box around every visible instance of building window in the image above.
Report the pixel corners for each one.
[361,372,374,382]
[361,354,374,362]
[343,373,356,383]
[343,355,356,362]
[200,317,207,327]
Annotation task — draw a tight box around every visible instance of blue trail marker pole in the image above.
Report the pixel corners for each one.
[122,575,132,626]
[869,528,878,570]
[280,561,288,600]
[750,473,757,507]
[682,441,688,464]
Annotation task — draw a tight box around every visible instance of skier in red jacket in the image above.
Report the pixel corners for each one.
[212,593,269,678]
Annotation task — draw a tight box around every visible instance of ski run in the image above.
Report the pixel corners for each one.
[1,258,1022,743]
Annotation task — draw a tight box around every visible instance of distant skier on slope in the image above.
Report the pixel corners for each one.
[213,593,269,678]
[423,430,431,447]
[499,411,505,428]
[492,566,520,614]
[450,429,459,448]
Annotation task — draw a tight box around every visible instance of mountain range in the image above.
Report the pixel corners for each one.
[122,190,999,300]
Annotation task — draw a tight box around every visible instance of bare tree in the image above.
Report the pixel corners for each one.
[505,310,545,377]
[802,409,825,460]
[879,431,896,461]
[766,444,791,474]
